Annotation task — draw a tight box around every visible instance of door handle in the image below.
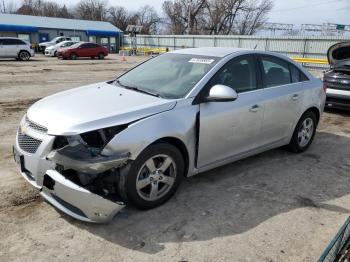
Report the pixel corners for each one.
[291,94,299,100]
[249,104,260,112]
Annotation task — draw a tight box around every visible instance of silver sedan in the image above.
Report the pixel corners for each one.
[13,47,326,223]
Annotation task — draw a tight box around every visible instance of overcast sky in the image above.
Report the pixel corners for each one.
[54,0,350,26]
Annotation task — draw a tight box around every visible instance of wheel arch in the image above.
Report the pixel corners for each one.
[18,49,30,56]
[303,106,321,125]
[150,137,190,177]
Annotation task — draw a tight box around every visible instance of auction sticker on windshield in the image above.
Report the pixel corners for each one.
[189,58,215,64]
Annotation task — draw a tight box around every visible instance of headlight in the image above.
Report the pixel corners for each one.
[52,124,128,154]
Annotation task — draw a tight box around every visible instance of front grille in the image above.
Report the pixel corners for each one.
[26,116,48,133]
[17,131,42,154]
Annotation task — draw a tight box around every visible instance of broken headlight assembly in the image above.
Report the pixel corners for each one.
[48,125,130,176]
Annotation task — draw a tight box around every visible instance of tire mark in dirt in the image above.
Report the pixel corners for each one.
[0,98,40,113]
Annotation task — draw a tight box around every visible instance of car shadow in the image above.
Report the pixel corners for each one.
[64,131,350,254]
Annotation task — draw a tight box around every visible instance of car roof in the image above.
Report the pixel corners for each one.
[170,47,252,57]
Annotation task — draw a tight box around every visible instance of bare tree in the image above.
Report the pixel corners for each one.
[163,0,207,35]
[203,0,245,35]
[108,6,130,31]
[0,0,18,13]
[135,5,160,34]
[163,0,187,34]
[75,0,108,21]
[235,0,273,35]
[16,0,74,18]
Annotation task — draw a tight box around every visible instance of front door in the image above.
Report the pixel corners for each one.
[197,55,264,168]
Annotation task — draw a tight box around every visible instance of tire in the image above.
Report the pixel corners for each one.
[98,53,105,59]
[118,143,184,209]
[54,51,57,57]
[288,111,317,153]
[70,53,77,60]
[18,51,30,61]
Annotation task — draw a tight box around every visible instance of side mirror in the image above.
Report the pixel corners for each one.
[206,84,238,102]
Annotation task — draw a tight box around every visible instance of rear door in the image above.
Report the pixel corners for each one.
[197,55,264,168]
[258,55,306,146]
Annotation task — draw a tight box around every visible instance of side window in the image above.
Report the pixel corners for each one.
[261,56,291,87]
[208,56,257,93]
[2,39,24,45]
[80,43,88,48]
[289,63,309,83]
[13,39,25,45]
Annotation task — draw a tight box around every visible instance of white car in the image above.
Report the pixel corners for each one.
[39,36,71,52]
[45,41,78,57]
[0,37,35,61]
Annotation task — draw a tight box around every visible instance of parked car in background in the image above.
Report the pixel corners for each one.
[324,42,350,110]
[39,36,71,52]
[13,48,325,223]
[45,41,79,57]
[0,37,34,61]
[57,42,108,60]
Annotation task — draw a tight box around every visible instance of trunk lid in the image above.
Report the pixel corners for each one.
[327,42,350,67]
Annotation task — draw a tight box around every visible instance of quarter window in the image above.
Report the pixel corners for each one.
[208,56,257,93]
[261,56,291,87]
[289,63,309,82]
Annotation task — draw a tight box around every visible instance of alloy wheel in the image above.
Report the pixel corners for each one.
[136,154,177,201]
[297,117,314,147]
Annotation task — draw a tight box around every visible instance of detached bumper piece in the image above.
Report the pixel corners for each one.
[41,170,125,223]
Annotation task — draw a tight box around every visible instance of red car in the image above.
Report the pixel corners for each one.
[57,42,108,60]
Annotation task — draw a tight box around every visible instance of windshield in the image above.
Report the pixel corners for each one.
[50,37,60,43]
[117,53,219,99]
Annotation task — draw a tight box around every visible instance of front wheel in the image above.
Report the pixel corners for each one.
[98,53,105,59]
[288,111,317,153]
[70,53,77,60]
[118,143,184,209]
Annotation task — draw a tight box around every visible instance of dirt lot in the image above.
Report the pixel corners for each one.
[0,54,350,262]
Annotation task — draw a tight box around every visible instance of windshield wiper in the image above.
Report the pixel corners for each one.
[115,79,162,98]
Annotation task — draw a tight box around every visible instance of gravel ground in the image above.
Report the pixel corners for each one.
[0,54,350,262]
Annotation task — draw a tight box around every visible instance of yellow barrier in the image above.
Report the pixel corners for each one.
[292,57,328,64]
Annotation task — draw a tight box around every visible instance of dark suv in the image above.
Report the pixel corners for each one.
[324,42,350,110]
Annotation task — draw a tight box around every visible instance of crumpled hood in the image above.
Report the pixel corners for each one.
[27,82,176,135]
[327,42,350,66]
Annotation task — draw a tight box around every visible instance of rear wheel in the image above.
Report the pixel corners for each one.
[54,51,57,57]
[18,51,30,61]
[118,143,184,209]
[70,53,77,60]
[288,111,317,153]
[98,53,105,59]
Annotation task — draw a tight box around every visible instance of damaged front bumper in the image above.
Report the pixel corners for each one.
[41,170,125,223]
